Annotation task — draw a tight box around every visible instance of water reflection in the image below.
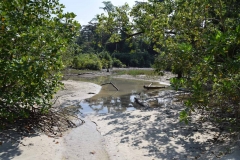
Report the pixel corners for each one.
[80,93,141,114]
[77,77,171,114]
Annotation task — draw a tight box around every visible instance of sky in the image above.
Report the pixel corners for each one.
[59,0,138,26]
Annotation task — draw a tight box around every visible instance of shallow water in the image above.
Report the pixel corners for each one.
[65,76,173,114]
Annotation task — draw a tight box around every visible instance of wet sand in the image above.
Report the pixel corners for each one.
[1,79,240,160]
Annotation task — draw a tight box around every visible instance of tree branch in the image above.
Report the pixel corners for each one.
[105,31,144,44]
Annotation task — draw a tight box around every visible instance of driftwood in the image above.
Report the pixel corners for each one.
[143,82,167,90]
[101,82,119,91]
[134,97,149,107]
[143,85,166,89]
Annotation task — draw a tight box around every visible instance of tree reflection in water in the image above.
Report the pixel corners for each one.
[77,77,171,114]
[79,93,141,114]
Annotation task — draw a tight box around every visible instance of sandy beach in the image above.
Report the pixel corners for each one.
[0,80,108,160]
[89,108,240,160]
[1,80,240,160]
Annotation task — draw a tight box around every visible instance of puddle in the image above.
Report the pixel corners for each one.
[62,73,175,114]
[63,76,174,115]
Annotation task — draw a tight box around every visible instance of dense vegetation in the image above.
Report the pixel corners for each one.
[113,69,157,76]
[0,0,80,131]
[1,0,239,132]
[91,0,239,130]
[70,1,157,69]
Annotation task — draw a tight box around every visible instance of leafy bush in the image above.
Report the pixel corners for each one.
[72,54,102,70]
[112,58,124,67]
[149,0,240,128]
[113,69,156,76]
[0,1,80,128]
[98,51,113,69]
[114,51,154,67]
[62,43,82,67]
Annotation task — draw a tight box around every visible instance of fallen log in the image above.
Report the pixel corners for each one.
[101,82,119,91]
[143,85,166,89]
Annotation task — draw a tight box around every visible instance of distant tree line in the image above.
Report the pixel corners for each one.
[64,1,157,70]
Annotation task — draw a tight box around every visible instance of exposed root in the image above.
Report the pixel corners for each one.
[0,105,85,138]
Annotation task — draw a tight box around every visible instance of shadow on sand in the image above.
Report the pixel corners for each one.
[0,130,39,160]
[95,100,229,160]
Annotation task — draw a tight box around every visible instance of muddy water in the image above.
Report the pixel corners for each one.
[68,76,171,114]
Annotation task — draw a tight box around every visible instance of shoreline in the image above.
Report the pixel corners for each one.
[112,74,172,86]
[1,79,239,160]
[1,80,108,160]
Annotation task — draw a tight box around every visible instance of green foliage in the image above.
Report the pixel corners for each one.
[98,51,112,69]
[76,1,156,68]
[170,78,187,91]
[97,2,132,44]
[179,110,189,125]
[96,0,240,128]
[0,0,80,126]
[72,54,102,70]
[153,0,240,127]
[62,43,82,67]
[114,51,154,67]
[112,58,124,68]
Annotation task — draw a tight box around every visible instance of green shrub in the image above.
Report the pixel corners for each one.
[72,54,102,70]
[113,69,156,76]
[112,58,124,67]
[98,51,113,69]
[0,0,80,128]
[114,51,154,67]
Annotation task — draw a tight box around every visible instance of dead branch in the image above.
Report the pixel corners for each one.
[101,82,119,91]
